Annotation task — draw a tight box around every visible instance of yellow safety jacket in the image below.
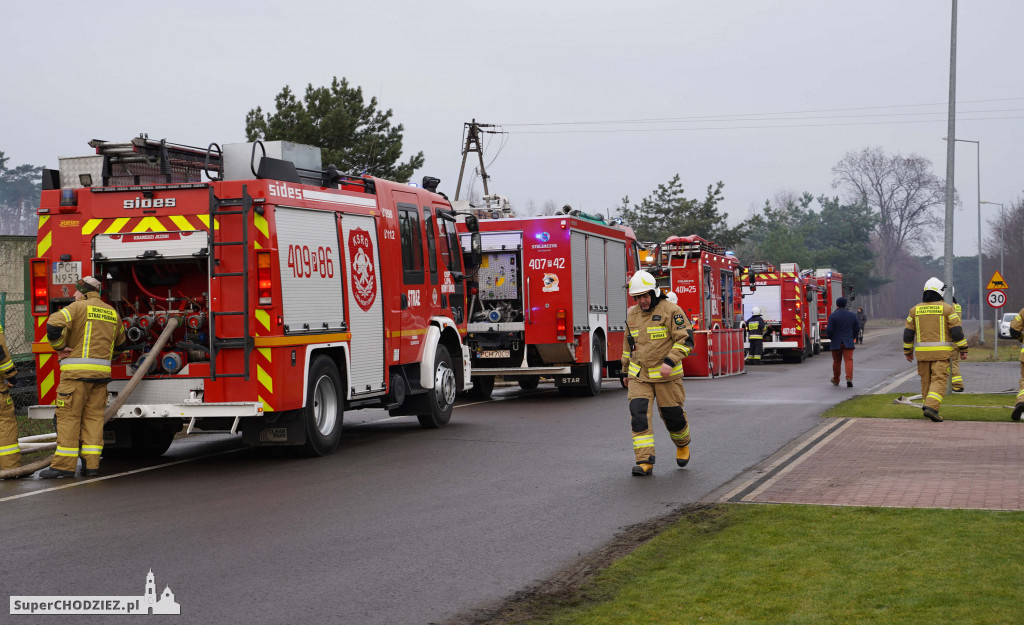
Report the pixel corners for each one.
[0,322,16,381]
[622,298,693,382]
[46,292,126,380]
[903,300,967,361]
[1010,307,1024,363]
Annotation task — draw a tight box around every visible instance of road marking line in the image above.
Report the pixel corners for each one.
[0,447,245,503]
[871,367,920,394]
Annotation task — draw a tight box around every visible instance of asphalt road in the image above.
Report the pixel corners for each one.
[2,328,907,624]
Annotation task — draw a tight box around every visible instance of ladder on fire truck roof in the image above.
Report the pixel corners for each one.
[207,187,253,381]
[89,135,221,186]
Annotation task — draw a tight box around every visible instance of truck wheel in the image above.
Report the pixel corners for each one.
[517,376,540,390]
[581,336,604,397]
[418,345,455,429]
[469,375,494,400]
[302,355,344,456]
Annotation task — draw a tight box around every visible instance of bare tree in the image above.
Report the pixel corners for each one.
[832,147,947,279]
[984,196,1024,310]
[540,200,560,216]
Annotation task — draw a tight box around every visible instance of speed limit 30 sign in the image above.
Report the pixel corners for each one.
[987,289,1006,309]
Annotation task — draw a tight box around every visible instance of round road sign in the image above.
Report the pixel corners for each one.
[987,289,1006,309]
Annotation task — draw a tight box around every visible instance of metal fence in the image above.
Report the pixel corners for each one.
[2,292,37,415]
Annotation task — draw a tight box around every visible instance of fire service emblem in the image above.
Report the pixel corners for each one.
[349,228,377,311]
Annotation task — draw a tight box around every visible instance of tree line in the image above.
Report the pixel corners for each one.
[2,77,1021,318]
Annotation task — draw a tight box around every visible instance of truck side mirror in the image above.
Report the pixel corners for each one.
[468,232,482,269]
[465,214,479,233]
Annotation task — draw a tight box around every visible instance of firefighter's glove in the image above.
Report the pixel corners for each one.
[904,352,913,363]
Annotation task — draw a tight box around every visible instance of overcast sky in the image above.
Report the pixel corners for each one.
[2,1,1021,257]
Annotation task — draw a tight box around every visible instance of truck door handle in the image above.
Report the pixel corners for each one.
[401,293,409,310]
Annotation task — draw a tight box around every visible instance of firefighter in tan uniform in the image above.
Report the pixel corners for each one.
[38,277,125,478]
[622,270,694,476]
[1009,307,1024,421]
[0,321,21,475]
[903,278,968,422]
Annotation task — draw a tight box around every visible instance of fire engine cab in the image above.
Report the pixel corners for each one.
[457,200,640,397]
[741,262,820,363]
[29,135,482,457]
[645,235,745,377]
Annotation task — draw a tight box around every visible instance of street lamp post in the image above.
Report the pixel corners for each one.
[944,137,981,341]
[981,200,1005,360]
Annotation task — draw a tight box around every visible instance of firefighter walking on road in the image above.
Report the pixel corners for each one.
[745,307,765,364]
[903,278,968,422]
[622,270,694,476]
[0,321,21,476]
[38,277,126,479]
[1009,307,1024,421]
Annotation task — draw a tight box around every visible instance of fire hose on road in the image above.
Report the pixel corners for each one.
[0,317,180,480]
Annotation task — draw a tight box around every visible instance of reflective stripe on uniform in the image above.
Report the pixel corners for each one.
[81,444,103,456]
[60,356,113,375]
[60,363,112,374]
[669,426,690,441]
[0,360,14,374]
[622,350,630,359]
[647,327,667,340]
[927,392,943,405]
[0,443,20,456]
[647,367,663,379]
[628,362,641,377]
[670,362,683,375]
[632,435,655,449]
[60,308,72,322]
[55,445,79,457]
[915,342,954,352]
[749,334,762,340]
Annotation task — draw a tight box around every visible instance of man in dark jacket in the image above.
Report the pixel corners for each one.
[855,307,867,343]
[826,297,859,387]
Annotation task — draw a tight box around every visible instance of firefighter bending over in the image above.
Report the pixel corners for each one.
[0,321,21,476]
[903,278,967,423]
[745,307,765,364]
[38,277,126,479]
[622,270,694,476]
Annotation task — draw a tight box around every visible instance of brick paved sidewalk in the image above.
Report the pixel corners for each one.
[724,418,1024,511]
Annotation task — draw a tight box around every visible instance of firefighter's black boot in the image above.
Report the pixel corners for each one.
[1012,403,1024,422]
[79,458,99,477]
[38,467,76,479]
[676,445,690,467]
[923,407,943,422]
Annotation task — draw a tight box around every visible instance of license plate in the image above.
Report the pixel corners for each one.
[52,261,81,285]
[479,350,510,358]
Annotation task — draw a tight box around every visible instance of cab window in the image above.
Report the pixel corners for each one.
[423,207,438,285]
[398,203,424,284]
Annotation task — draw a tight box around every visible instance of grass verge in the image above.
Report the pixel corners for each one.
[519,504,1024,625]
[820,393,1017,421]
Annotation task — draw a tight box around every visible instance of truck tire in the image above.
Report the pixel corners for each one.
[581,336,604,397]
[469,375,494,400]
[302,355,344,456]
[417,345,456,429]
[517,376,540,390]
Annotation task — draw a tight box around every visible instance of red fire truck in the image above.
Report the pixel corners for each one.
[29,135,481,457]
[741,262,820,363]
[457,201,640,397]
[812,268,845,350]
[645,235,745,377]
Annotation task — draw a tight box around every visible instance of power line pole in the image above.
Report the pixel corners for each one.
[454,120,496,201]
[942,0,957,305]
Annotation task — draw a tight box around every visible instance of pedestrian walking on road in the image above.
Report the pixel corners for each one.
[745,307,765,364]
[0,321,22,476]
[1009,307,1024,421]
[855,306,867,344]
[903,278,968,422]
[38,277,126,479]
[826,297,859,387]
[622,270,694,476]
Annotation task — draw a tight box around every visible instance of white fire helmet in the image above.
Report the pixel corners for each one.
[923,277,946,295]
[666,291,678,304]
[752,306,761,316]
[628,270,658,296]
